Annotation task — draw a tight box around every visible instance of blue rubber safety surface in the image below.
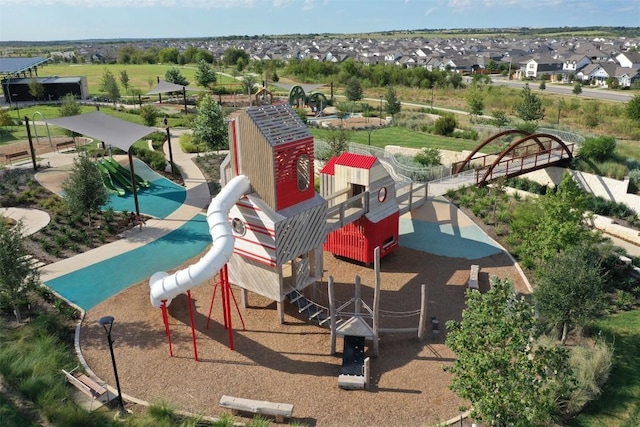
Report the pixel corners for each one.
[399,217,503,260]
[104,159,186,219]
[45,214,211,311]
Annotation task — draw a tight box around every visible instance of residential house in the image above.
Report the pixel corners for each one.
[616,52,640,68]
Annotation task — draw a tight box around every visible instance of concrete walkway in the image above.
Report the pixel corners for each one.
[38,128,212,283]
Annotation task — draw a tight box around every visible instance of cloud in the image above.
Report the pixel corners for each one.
[447,0,471,11]
[425,6,437,16]
[301,0,314,11]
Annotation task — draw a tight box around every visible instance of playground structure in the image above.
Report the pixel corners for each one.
[288,85,329,115]
[96,157,150,196]
[148,103,428,361]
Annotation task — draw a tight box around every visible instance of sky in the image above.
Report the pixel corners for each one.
[0,0,638,42]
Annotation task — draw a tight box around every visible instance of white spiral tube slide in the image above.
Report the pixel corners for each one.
[149,175,251,309]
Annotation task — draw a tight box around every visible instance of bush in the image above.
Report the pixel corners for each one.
[178,132,204,154]
[433,113,457,136]
[564,339,613,416]
[134,146,167,171]
[579,136,617,162]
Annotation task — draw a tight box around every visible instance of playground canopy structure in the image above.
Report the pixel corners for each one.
[43,111,157,217]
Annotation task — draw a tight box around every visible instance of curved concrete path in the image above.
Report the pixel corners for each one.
[0,207,51,236]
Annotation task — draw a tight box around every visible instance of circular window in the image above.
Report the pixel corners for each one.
[297,154,311,191]
[378,186,387,203]
[231,218,246,236]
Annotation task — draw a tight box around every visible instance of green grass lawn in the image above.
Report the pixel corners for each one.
[569,310,640,427]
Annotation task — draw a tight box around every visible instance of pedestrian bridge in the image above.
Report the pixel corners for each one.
[427,130,575,196]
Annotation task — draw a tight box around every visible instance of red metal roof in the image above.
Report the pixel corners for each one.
[335,152,377,170]
[320,156,339,175]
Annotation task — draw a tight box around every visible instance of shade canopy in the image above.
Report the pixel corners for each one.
[44,111,157,151]
[146,80,204,95]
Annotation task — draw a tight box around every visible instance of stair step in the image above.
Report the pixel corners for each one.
[289,293,304,304]
[299,302,314,313]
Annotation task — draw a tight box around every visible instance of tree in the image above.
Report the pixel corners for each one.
[158,47,180,64]
[100,68,120,108]
[62,153,108,227]
[384,86,401,119]
[539,79,546,90]
[28,78,45,100]
[222,47,249,66]
[0,220,40,322]
[325,125,351,158]
[535,246,608,344]
[510,173,597,269]
[414,147,441,166]
[119,70,130,99]
[433,113,457,136]
[515,83,544,122]
[579,136,616,161]
[446,277,573,426]
[192,96,227,152]
[0,108,13,133]
[626,94,640,124]
[345,76,363,102]
[194,59,217,90]
[449,72,463,89]
[241,74,257,99]
[573,82,583,96]
[491,110,510,128]
[139,104,159,127]
[59,93,82,139]
[165,67,189,86]
[466,86,484,122]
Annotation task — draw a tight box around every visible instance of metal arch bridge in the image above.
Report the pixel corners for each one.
[427,129,575,197]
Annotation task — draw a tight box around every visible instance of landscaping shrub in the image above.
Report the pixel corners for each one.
[134,146,167,171]
[564,340,613,417]
[579,136,617,162]
[433,114,457,136]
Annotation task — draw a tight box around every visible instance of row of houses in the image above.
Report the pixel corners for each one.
[47,34,640,87]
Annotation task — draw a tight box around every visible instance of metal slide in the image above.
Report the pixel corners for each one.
[149,175,251,308]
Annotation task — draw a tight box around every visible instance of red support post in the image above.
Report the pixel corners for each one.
[187,290,199,361]
[221,265,234,350]
[160,300,173,357]
[206,277,220,330]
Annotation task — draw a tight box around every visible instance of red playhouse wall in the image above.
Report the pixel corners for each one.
[324,211,399,264]
[274,136,315,211]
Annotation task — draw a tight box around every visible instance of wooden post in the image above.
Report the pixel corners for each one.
[418,284,427,341]
[24,117,37,171]
[127,149,140,217]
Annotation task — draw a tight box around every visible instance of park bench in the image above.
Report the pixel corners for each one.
[4,150,29,165]
[62,367,112,410]
[219,395,294,423]
[55,140,76,152]
[468,264,480,290]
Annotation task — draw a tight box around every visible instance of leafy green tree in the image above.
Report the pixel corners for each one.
[165,67,189,86]
[62,153,108,227]
[515,83,544,122]
[325,125,351,158]
[194,59,217,90]
[241,74,257,98]
[158,47,180,64]
[100,68,120,108]
[510,173,597,268]
[626,94,640,124]
[384,86,401,119]
[59,93,82,139]
[579,136,616,161]
[345,77,363,102]
[139,104,159,127]
[491,110,510,128]
[0,107,13,132]
[192,96,226,152]
[446,277,573,426]
[28,78,45,100]
[573,82,583,96]
[222,47,249,66]
[449,72,463,89]
[466,86,484,122]
[0,220,40,322]
[119,70,130,99]
[535,246,608,344]
[414,147,441,166]
[433,113,457,136]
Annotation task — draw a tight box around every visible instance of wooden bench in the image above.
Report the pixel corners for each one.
[219,395,294,423]
[4,150,29,165]
[56,140,76,152]
[62,368,111,410]
[468,264,480,290]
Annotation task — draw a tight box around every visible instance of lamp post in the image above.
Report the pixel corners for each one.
[379,95,383,125]
[163,116,175,177]
[98,316,125,416]
[366,126,374,147]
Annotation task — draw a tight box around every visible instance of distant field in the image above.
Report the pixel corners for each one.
[40,63,242,98]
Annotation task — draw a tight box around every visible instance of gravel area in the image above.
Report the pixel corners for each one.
[80,205,528,426]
